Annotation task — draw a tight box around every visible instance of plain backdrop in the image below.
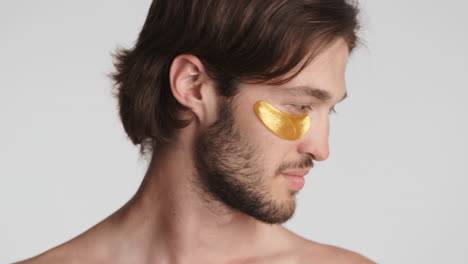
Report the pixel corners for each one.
[1,0,467,263]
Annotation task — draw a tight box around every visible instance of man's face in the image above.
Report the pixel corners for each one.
[194,39,350,224]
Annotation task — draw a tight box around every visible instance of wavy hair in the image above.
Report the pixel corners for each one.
[111,0,361,155]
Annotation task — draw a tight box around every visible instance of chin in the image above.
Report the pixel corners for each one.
[257,195,297,224]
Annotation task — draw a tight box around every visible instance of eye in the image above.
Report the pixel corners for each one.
[289,104,312,114]
[288,104,338,115]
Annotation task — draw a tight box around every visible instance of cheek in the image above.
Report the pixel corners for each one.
[237,108,294,173]
[240,105,287,149]
[232,96,296,171]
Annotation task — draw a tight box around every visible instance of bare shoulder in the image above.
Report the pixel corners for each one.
[13,248,78,264]
[14,221,114,264]
[13,239,96,264]
[275,226,375,264]
[298,240,376,264]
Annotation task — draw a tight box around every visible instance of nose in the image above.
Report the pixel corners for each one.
[297,114,330,161]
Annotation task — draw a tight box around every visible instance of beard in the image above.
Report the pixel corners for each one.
[193,98,313,224]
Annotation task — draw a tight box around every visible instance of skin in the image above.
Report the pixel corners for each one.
[17,38,375,264]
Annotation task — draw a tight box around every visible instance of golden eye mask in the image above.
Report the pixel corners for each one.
[254,101,311,140]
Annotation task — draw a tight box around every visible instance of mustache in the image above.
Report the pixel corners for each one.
[275,154,314,175]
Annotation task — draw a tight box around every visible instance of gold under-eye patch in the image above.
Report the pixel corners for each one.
[254,101,311,140]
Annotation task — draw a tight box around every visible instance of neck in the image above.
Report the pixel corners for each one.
[103,139,283,263]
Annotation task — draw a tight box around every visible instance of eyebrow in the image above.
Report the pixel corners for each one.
[285,85,347,103]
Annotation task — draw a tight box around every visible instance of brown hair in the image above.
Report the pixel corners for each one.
[111,0,361,155]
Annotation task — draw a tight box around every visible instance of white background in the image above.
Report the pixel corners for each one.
[1,0,467,263]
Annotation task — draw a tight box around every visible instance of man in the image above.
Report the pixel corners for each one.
[18,0,375,263]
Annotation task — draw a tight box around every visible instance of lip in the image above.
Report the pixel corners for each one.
[281,169,310,191]
[281,169,310,178]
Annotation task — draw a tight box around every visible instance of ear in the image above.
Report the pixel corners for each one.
[169,54,218,126]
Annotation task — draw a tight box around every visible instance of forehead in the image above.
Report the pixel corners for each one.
[277,38,350,101]
[233,38,350,105]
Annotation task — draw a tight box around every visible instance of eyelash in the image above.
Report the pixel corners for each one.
[290,105,338,115]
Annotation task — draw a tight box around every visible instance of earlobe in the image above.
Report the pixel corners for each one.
[169,55,219,126]
[169,55,206,120]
